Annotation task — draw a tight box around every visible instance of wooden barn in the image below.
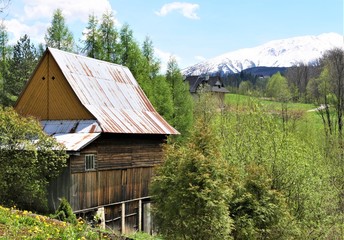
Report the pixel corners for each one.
[184,75,229,108]
[15,47,179,233]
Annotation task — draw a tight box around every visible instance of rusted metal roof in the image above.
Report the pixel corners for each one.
[53,133,100,151]
[41,120,102,134]
[48,48,179,135]
[40,120,102,151]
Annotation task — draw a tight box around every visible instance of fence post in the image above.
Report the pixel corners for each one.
[121,203,125,234]
[138,199,142,231]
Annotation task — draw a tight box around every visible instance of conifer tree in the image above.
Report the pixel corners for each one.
[142,36,160,79]
[6,34,38,105]
[98,10,118,62]
[45,9,74,52]
[150,75,174,123]
[118,23,145,83]
[139,36,161,100]
[0,22,11,106]
[151,117,233,240]
[82,13,102,59]
[166,56,194,139]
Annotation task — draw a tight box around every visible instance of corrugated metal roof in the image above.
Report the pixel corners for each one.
[41,120,102,134]
[48,48,179,135]
[53,133,100,151]
[40,120,102,151]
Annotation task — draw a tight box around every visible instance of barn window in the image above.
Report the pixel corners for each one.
[85,154,96,171]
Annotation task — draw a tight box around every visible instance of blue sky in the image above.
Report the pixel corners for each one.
[2,0,343,71]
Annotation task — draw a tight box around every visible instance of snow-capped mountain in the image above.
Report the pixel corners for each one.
[182,33,343,76]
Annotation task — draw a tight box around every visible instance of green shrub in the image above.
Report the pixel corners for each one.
[52,198,77,224]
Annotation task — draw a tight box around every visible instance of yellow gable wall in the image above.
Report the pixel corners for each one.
[15,52,94,120]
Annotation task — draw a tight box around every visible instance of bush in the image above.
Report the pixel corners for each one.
[151,119,234,240]
[0,107,68,212]
[52,198,77,224]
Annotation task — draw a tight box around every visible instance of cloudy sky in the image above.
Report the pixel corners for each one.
[1,0,343,71]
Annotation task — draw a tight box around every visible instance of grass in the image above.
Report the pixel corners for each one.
[0,205,120,239]
[225,93,316,111]
[126,232,163,240]
[0,205,163,240]
[225,93,324,130]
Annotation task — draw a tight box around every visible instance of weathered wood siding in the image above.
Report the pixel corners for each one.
[70,135,163,173]
[48,134,164,212]
[69,167,153,211]
[48,163,71,211]
[15,52,94,120]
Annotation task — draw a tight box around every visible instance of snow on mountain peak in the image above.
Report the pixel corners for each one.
[182,32,344,76]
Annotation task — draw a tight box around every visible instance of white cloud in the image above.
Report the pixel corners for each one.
[22,0,113,23]
[4,19,48,44]
[5,0,119,45]
[155,2,200,20]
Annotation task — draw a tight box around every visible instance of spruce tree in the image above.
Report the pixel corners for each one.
[45,9,74,52]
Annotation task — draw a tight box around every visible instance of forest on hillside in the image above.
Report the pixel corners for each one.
[1,7,344,240]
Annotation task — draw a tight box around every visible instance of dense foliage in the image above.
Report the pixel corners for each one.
[166,57,194,140]
[151,118,233,240]
[152,91,344,239]
[0,107,68,212]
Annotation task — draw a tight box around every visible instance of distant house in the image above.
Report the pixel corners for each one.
[184,75,229,107]
[15,47,178,233]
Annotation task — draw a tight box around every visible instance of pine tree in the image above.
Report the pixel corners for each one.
[45,9,74,51]
[82,13,102,59]
[6,34,38,105]
[98,10,118,62]
[118,23,145,83]
[139,36,161,100]
[150,75,174,123]
[142,36,160,79]
[166,56,194,139]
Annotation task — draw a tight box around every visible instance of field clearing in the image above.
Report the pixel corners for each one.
[224,93,325,133]
[225,94,315,111]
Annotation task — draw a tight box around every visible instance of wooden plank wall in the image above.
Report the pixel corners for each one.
[70,167,153,211]
[47,164,71,212]
[68,134,164,211]
[48,133,164,232]
[70,135,164,173]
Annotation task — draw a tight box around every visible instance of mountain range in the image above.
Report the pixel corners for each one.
[182,32,343,76]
